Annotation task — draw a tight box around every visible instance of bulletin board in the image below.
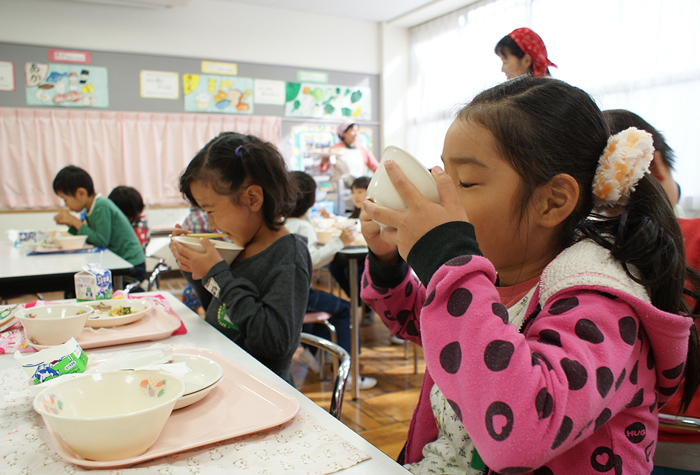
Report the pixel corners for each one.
[0,42,380,138]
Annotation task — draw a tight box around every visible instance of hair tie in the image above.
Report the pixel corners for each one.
[592,127,653,205]
[234,145,243,157]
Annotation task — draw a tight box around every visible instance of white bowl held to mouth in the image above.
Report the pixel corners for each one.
[15,304,93,346]
[172,236,244,265]
[33,370,186,461]
[366,146,440,227]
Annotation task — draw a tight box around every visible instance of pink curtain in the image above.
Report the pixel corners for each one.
[0,107,281,209]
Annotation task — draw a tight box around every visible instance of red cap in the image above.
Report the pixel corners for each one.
[508,28,557,78]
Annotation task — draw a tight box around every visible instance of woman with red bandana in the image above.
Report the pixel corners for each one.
[495,27,557,79]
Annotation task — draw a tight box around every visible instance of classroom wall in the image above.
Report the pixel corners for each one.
[0,0,380,75]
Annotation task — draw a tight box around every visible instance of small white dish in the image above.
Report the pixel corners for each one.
[83,299,152,328]
[164,354,224,395]
[55,235,88,250]
[173,375,224,410]
[366,146,440,227]
[172,236,243,265]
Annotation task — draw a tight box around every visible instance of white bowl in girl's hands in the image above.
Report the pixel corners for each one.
[366,146,440,227]
[172,236,243,265]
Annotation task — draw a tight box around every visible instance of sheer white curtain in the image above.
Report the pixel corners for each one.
[408,0,700,208]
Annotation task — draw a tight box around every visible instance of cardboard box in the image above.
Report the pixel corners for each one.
[75,264,113,301]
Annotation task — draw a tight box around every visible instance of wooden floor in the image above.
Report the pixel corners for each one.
[7,273,425,462]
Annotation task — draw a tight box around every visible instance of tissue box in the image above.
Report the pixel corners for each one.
[15,338,88,384]
[75,264,113,301]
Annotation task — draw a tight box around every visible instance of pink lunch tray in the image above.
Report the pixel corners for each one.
[42,347,301,468]
[26,306,181,350]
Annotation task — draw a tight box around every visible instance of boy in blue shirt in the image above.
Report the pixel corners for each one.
[52,165,146,283]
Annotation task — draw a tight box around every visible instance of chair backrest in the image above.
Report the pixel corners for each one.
[659,413,700,432]
[299,332,350,419]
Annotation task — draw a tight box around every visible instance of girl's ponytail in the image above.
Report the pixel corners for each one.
[581,144,700,413]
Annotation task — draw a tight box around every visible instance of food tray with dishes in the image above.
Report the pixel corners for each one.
[25,303,180,350]
[42,347,300,468]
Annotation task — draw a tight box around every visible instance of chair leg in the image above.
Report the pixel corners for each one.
[321,320,338,378]
[404,340,409,359]
[413,342,419,374]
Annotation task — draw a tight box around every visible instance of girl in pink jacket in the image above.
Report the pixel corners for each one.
[360,77,699,474]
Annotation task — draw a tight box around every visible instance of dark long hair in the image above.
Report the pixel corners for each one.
[458,76,699,411]
[179,132,297,231]
[603,109,700,413]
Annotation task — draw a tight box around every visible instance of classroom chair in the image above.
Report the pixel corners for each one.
[654,414,700,471]
[299,332,350,419]
[123,255,170,294]
[303,311,337,380]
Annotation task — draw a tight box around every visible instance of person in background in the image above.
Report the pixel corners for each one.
[319,121,379,180]
[108,185,150,251]
[495,27,556,79]
[361,77,698,474]
[328,175,374,326]
[170,132,311,387]
[286,171,377,389]
[348,176,371,219]
[53,165,147,283]
[604,109,700,475]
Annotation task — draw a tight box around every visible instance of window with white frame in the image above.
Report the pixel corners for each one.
[408,0,700,210]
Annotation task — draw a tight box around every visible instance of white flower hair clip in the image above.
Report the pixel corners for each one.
[592,127,654,205]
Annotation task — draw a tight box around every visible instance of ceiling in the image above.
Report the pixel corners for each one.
[216,0,443,24]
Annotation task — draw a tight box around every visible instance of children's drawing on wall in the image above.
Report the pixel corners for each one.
[285,83,371,120]
[25,63,108,108]
[183,74,253,114]
[289,123,373,174]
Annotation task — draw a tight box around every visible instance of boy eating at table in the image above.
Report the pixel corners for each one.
[52,165,147,283]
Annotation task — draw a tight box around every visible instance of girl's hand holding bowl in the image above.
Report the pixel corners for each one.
[363,161,468,261]
[170,225,224,280]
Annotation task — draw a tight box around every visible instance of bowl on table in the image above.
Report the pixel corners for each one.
[172,236,244,265]
[55,235,88,250]
[33,369,186,461]
[366,146,440,227]
[15,304,93,346]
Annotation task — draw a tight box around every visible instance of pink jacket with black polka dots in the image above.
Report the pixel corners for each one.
[361,228,691,475]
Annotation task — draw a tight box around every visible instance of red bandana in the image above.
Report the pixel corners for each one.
[508,28,557,78]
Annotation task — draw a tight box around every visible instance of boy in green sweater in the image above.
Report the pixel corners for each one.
[52,166,147,283]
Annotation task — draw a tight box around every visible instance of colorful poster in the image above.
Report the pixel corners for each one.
[285,83,371,120]
[183,74,253,114]
[290,123,374,173]
[25,63,108,108]
[140,70,179,99]
[0,61,14,91]
[254,79,285,105]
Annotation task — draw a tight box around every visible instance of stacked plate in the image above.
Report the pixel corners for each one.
[167,354,224,410]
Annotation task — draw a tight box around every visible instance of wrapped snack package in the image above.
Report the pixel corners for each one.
[14,337,88,384]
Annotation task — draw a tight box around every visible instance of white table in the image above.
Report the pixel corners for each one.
[0,242,134,296]
[0,291,410,474]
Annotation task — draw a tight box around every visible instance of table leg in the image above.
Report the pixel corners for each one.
[348,257,360,400]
